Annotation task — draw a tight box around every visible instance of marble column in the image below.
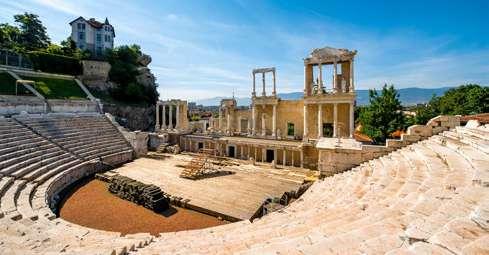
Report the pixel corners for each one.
[333,103,338,137]
[261,148,265,163]
[252,73,256,97]
[251,105,256,136]
[261,113,266,136]
[291,151,295,167]
[162,105,167,129]
[176,103,180,129]
[318,63,323,94]
[349,59,354,92]
[283,150,286,167]
[226,109,231,132]
[254,147,257,161]
[333,61,338,92]
[300,150,304,168]
[169,104,173,129]
[349,102,354,138]
[219,107,223,130]
[303,104,308,140]
[238,117,242,133]
[241,146,244,159]
[272,105,277,138]
[262,73,266,96]
[272,70,276,96]
[318,104,323,138]
[155,103,160,131]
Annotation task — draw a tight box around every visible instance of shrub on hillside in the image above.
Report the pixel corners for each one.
[28,51,82,75]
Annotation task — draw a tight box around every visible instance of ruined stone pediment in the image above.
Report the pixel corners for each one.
[304,46,357,64]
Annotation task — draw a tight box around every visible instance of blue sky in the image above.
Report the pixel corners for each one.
[1,0,488,100]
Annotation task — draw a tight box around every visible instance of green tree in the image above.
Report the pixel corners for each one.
[0,23,21,50]
[414,84,489,124]
[14,13,50,51]
[359,84,405,144]
[105,44,159,105]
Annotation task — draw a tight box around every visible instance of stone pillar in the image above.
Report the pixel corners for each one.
[262,148,265,163]
[272,105,277,138]
[300,149,304,168]
[349,59,354,92]
[333,103,338,138]
[219,107,223,130]
[261,113,266,136]
[252,73,256,97]
[349,102,354,138]
[291,151,295,167]
[241,146,244,159]
[155,103,160,131]
[238,117,242,133]
[176,103,180,130]
[333,61,338,92]
[304,65,308,96]
[303,104,308,140]
[262,72,266,96]
[282,150,286,167]
[318,104,323,138]
[226,109,231,132]
[272,70,276,96]
[318,63,323,94]
[251,105,256,135]
[162,104,167,129]
[169,104,173,129]
[254,147,257,162]
[247,118,251,134]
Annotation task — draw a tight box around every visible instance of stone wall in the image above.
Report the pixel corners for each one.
[0,95,46,115]
[47,99,98,113]
[0,96,99,115]
[148,133,169,150]
[103,103,155,131]
[80,60,110,81]
[105,113,148,157]
[317,115,461,176]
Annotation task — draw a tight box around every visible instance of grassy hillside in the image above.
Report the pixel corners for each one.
[20,75,87,100]
[0,72,30,95]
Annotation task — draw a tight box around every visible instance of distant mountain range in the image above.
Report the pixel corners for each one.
[193,87,453,106]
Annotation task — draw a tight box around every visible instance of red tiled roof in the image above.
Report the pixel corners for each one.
[461,113,489,124]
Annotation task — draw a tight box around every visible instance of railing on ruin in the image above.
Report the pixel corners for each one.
[0,49,33,70]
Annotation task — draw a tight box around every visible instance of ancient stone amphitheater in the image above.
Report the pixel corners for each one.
[1,113,488,254]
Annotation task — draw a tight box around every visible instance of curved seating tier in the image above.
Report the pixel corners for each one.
[0,115,487,254]
[14,114,134,161]
[0,115,140,254]
[134,124,489,255]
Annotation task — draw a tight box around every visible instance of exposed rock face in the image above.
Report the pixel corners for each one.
[136,66,156,88]
[138,54,152,67]
[103,103,155,131]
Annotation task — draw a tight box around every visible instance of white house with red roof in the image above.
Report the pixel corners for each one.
[69,16,115,58]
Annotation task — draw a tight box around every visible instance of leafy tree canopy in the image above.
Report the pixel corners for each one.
[359,84,405,144]
[14,13,50,51]
[414,84,489,124]
[105,45,158,105]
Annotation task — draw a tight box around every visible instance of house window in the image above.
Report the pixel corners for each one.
[96,46,102,56]
[96,34,102,42]
[77,23,85,30]
[78,32,85,40]
[287,123,295,136]
[323,123,333,137]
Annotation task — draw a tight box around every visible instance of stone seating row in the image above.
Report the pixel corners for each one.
[15,115,133,162]
[0,116,140,254]
[135,123,488,254]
